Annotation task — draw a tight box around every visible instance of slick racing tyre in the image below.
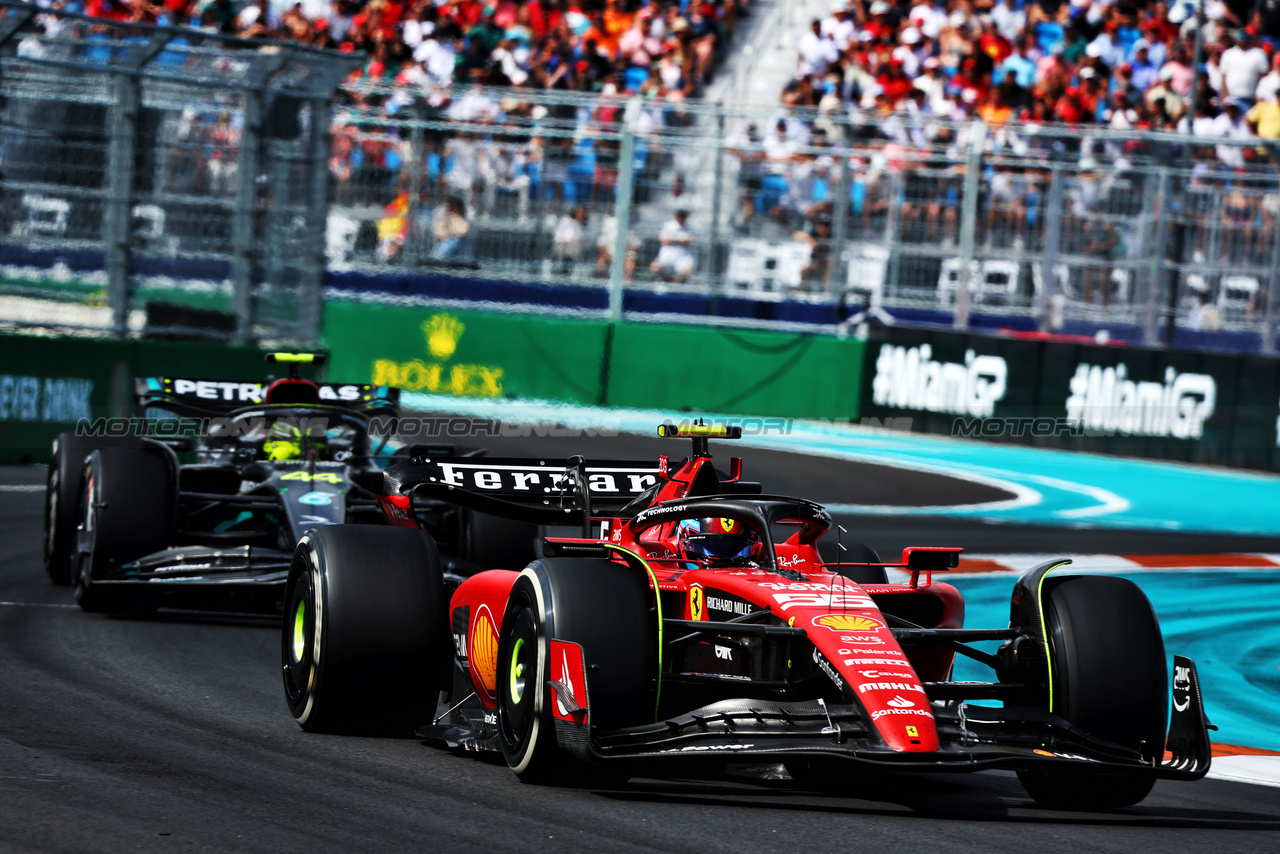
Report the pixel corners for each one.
[1017,575,1168,811]
[74,448,171,615]
[496,558,654,785]
[284,525,450,735]
[462,509,539,571]
[45,433,141,586]
[835,543,887,585]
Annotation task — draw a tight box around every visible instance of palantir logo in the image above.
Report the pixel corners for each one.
[871,344,1007,417]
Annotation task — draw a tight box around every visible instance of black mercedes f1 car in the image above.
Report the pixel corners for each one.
[43,353,536,614]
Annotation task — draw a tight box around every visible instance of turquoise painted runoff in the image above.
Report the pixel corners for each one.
[950,571,1280,752]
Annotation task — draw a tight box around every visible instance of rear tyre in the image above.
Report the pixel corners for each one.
[1016,575,1167,811]
[836,543,887,585]
[496,558,653,784]
[74,448,171,615]
[45,433,140,586]
[283,525,450,735]
[462,509,539,570]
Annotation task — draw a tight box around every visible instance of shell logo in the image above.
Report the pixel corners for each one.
[813,614,885,632]
[470,605,499,693]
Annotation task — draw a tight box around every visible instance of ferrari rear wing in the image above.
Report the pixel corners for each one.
[381,456,663,526]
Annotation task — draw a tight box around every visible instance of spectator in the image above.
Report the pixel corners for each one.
[797,18,839,79]
[1210,98,1252,167]
[430,197,471,261]
[1220,29,1268,104]
[551,205,587,274]
[650,208,695,283]
[1247,88,1280,140]
[991,0,1025,43]
[1258,52,1280,104]
[1187,290,1223,330]
[596,212,640,280]
[1130,44,1160,92]
[793,214,833,291]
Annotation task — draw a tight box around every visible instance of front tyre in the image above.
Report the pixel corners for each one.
[74,448,170,615]
[283,525,449,735]
[496,558,654,784]
[1017,575,1168,810]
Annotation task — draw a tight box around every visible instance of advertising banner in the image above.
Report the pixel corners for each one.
[0,334,278,463]
[323,301,865,421]
[862,327,1280,471]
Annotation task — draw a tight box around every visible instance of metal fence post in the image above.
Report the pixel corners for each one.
[1264,171,1280,354]
[104,33,171,337]
[883,168,903,297]
[830,151,851,292]
[708,107,725,290]
[231,53,285,344]
[954,121,986,330]
[1144,167,1172,346]
[1036,163,1064,331]
[403,103,425,269]
[298,99,331,347]
[607,97,640,322]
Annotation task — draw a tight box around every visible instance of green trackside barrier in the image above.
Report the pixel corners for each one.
[603,323,863,419]
[323,302,612,405]
[0,334,301,463]
[322,300,865,421]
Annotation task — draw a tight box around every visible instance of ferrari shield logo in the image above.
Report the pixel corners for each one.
[688,585,705,621]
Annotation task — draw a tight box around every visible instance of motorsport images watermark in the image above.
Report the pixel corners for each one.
[72,416,802,441]
[861,416,1179,439]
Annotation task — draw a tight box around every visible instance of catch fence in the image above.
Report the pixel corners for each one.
[332,83,1280,348]
[0,1,356,344]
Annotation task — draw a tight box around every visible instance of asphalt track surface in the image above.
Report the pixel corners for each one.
[4,436,1280,853]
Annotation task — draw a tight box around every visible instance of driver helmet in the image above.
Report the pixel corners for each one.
[678,517,760,562]
[263,421,330,462]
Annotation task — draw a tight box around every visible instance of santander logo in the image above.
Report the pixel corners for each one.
[886,695,915,708]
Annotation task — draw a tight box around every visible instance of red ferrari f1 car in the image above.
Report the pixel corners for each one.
[281,422,1212,810]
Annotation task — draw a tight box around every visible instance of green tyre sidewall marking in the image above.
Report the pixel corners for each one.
[510,637,526,704]
[292,600,306,663]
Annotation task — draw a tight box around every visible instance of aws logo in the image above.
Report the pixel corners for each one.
[372,312,504,397]
[813,614,885,632]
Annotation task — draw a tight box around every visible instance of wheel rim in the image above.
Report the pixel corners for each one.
[509,637,526,703]
[282,568,315,707]
[291,600,307,663]
[498,606,538,750]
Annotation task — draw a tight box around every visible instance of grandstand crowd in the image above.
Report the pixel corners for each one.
[66,0,745,98]
[788,0,1280,152]
[58,0,1280,305]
